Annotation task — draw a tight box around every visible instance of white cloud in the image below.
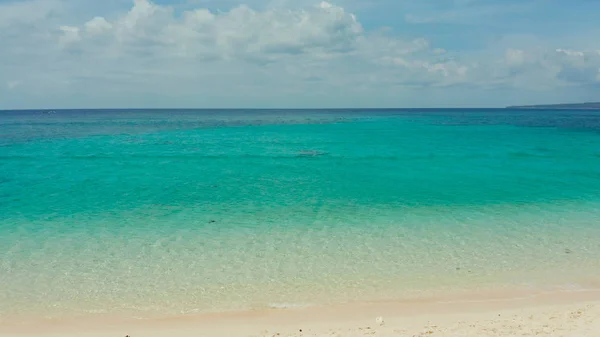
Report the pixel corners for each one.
[505,49,526,67]
[498,48,600,88]
[553,49,600,85]
[0,0,598,108]
[39,0,468,95]
[60,0,365,61]
[58,26,81,46]
[0,0,63,28]
[7,81,21,90]
[84,17,113,35]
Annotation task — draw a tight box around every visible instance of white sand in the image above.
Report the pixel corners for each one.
[3,289,600,337]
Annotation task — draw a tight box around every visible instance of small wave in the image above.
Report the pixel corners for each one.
[297,150,329,157]
[82,308,108,314]
[509,152,551,158]
[268,302,312,309]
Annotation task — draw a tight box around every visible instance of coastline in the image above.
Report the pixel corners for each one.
[3,287,600,337]
[506,102,600,109]
[4,109,600,337]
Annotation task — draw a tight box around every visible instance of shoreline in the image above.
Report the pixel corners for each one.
[3,287,600,336]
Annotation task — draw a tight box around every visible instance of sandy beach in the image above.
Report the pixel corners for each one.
[3,288,600,337]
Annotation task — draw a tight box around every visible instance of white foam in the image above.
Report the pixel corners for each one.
[268,302,312,309]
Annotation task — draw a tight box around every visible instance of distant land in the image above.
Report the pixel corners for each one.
[507,102,600,109]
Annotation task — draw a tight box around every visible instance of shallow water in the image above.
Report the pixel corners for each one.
[1,109,600,322]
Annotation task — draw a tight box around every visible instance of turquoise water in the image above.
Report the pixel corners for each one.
[1,109,600,323]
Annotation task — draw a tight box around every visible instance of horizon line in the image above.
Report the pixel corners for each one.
[0,107,549,112]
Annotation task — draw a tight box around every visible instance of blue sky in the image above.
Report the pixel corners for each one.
[1,0,599,109]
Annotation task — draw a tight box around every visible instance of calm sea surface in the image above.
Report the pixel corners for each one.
[1,109,600,322]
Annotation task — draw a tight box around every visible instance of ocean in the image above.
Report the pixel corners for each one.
[1,109,600,323]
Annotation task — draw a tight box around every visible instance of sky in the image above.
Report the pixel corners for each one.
[1,0,599,109]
